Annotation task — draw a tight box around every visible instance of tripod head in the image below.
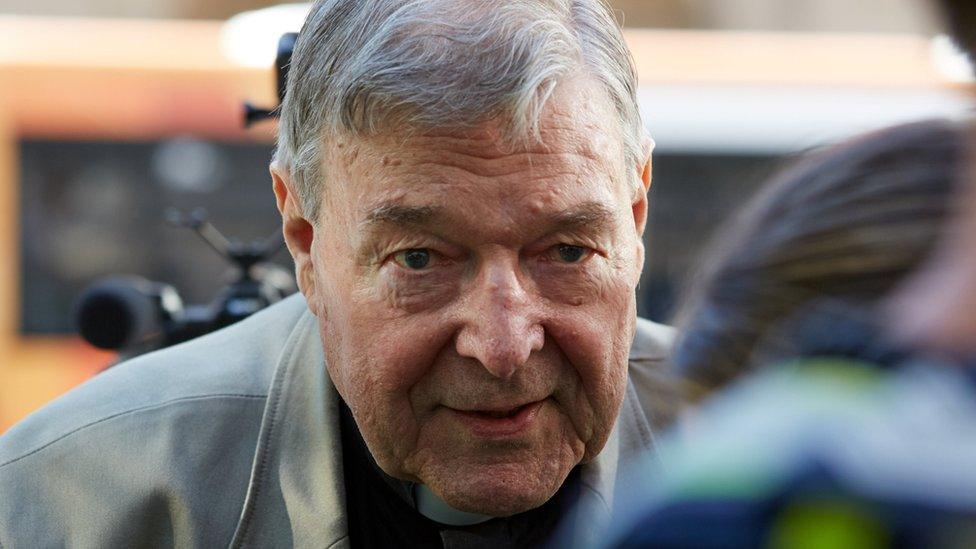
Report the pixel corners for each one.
[75,209,295,358]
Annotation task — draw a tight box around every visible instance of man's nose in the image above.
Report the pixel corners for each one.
[454,260,545,380]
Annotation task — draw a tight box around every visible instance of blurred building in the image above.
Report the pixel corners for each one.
[0,0,967,432]
[0,0,940,34]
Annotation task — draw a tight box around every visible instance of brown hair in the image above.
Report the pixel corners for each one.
[671,119,965,401]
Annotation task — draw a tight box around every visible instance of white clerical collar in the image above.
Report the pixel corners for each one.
[413,484,493,526]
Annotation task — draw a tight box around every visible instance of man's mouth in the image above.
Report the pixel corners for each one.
[470,404,529,419]
[449,400,547,437]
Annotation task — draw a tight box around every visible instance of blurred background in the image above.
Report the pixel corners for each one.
[0,0,971,432]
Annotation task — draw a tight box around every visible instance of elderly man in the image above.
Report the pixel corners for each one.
[0,0,674,546]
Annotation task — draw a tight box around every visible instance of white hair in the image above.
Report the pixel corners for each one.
[275,0,645,219]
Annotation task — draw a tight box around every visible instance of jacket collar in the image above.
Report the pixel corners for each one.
[230,307,656,547]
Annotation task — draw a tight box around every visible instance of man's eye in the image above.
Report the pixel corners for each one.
[552,244,590,264]
[393,248,432,270]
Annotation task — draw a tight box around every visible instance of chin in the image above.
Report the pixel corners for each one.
[426,460,569,517]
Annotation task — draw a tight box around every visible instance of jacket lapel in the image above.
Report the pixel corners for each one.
[568,379,657,546]
[230,309,349,548]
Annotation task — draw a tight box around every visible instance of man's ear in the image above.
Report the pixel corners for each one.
[632,135,654,238]
[271,162,318,310]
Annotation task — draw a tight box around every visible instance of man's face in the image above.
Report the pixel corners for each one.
[296,77,649,516]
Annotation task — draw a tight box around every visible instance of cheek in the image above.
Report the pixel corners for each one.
[321,289,458,472]
[327,300,441,405]
[549,294,633,392]
[348,266,460,389]
[546,267,636,454]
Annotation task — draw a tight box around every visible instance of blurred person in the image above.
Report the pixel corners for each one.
[606,313,976,548]
[594,121,976,548]
[672,119,963,402]
[591,3,976,546]
[888,0,976,354]
[0,0,676,547]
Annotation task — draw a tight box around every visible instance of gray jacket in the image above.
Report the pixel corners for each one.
[0,294,675,548]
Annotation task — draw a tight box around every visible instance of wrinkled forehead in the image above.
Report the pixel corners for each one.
[320,76,631,211]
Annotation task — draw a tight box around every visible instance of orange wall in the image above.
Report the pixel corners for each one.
[0,17,276,432]
[0,17,960,433]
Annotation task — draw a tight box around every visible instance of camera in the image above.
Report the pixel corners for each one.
[74,33,298,359]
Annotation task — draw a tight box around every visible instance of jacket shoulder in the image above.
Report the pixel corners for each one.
[628,317,681,433]
[0,294,312,547]
[630,317,675,362]
[0,294,310,464]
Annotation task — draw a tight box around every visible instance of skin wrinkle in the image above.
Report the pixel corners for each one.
[414,158,595,182]
[274,75,651,516]
[360,192,621,264]
[360,200,617,259]
[360,112,615,180]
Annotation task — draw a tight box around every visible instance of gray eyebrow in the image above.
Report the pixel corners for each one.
[362,204,442,229]
[548,201,617,233]
[360,200,615,233]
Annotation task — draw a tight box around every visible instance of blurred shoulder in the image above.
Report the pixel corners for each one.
[628,317,680,433]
